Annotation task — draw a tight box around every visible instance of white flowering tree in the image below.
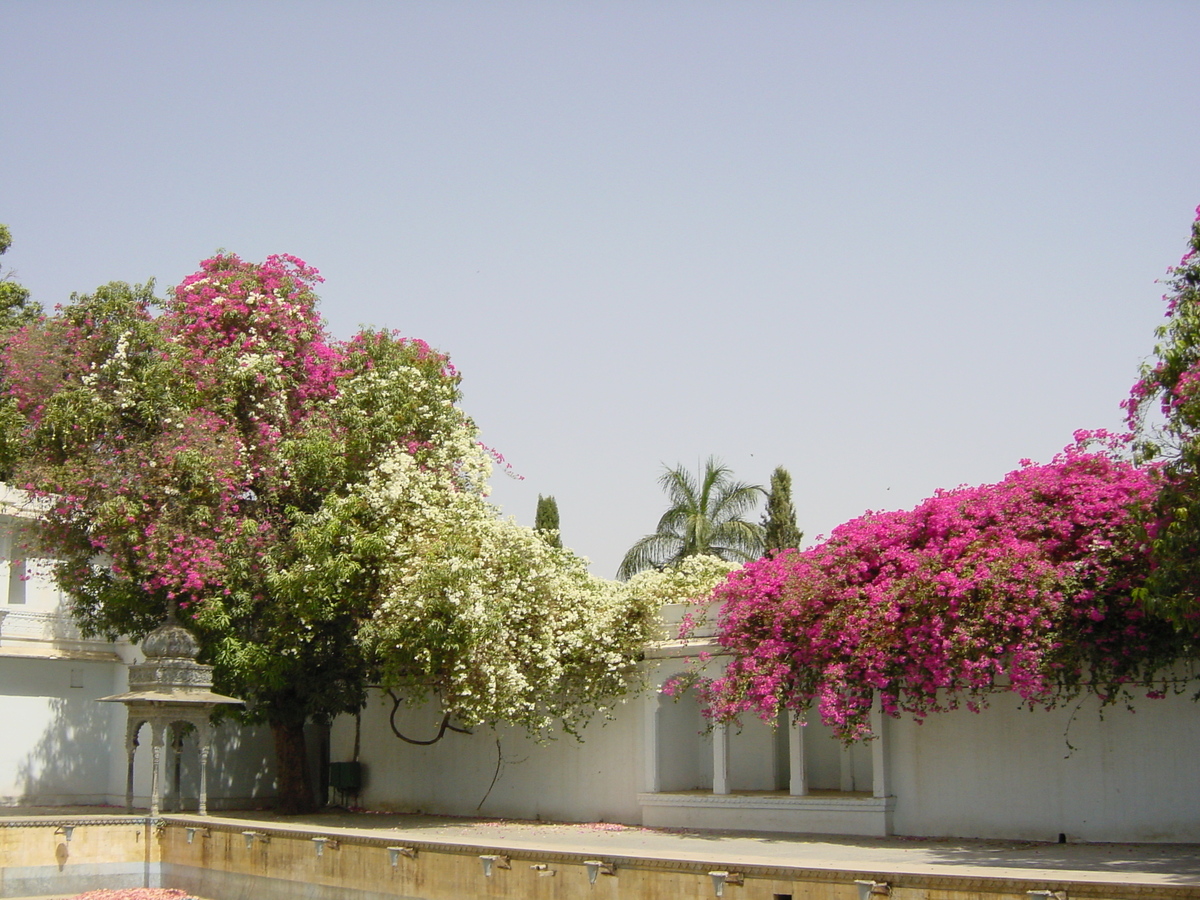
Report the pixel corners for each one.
[356,444,660,739]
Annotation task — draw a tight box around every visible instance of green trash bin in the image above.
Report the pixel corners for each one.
[329,761,363,805]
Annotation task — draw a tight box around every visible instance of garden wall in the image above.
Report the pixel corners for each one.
[332,690,647,825]
[339,673,1200,842]
[887,685,1200,843]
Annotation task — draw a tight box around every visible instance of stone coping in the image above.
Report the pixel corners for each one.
[0,813,150,827]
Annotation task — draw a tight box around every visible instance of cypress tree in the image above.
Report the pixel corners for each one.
[535,494,562,548]
[762,466,803,556]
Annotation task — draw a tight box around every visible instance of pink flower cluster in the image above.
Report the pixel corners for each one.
[0,254,467,616]
[169,252,343,420]
[699,442,1177,740]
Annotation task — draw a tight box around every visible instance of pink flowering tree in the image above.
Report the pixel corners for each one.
[1125,206,1200,627]
[697,440,1190,740]
[0,253,473,812]
[0,251,656,813]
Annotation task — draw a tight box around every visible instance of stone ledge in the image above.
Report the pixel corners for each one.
[0,644,123,662]
[638,792,894,812]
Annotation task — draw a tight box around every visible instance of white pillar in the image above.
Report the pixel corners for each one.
[839,744,855,792]
[198,724,212,820]
[643,691,661,793]
[712,722,730,795]
[870,697,890,799]
[788,711,808,796]
[124,719,141,812]
[149,722,166,818]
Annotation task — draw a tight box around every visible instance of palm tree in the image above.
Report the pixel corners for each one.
[618,457,765,579]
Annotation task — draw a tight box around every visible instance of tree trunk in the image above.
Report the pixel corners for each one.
[315,720,331,809]
[271,720,316,814]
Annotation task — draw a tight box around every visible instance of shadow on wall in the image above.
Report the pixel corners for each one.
[14,692,277,810]
[167,715,278,810]
[14,695,115,805]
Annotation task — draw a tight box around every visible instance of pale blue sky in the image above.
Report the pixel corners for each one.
[3,1,1199,576]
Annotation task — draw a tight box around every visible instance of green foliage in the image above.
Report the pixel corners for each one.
[1127,209,1200,627]
[618,456,764,579]
[535,494,562,548]
[762,465,803,556]
[0,225,43,332]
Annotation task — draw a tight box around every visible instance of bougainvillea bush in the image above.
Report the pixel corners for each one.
[0,256,427,809]
[358,446,659,738]
[624,554,739,608]
[0,253,652,810]
[699,439,1192,741]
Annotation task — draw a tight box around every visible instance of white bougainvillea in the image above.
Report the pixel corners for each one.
[358,443,659,738]
[624,554,739,607]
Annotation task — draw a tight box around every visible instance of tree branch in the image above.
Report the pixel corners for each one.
[386,689,473,745]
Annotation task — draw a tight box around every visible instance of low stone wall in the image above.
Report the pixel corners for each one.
[158,820,867,900]
[0,815,156,898]
[156,818,1200,900]
[5,815,1200,900]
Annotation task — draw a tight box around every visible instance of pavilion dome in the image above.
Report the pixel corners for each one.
[141,621,201,661]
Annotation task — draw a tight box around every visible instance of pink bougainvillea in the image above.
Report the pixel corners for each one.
[697,438,1186,741]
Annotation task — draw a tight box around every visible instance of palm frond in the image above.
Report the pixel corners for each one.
[658,463,699,509]
[709,519,766,560]
[617,532,683,579]
[709,481,767,523]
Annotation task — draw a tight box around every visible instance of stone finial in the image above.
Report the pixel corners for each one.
[141,621,201,661]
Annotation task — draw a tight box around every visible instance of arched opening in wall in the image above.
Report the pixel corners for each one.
[656,687,712,792]
[641,685,893,835]
[727,712,789,792]
[799,716,871,793]
[7,557,25,605]
[649,688,883,798]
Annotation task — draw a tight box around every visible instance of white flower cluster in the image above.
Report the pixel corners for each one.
[624,554,739,606]
[358,446,656,738]
[79,331,139,410]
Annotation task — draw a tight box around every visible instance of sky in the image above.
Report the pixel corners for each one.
[3,1,1199,578]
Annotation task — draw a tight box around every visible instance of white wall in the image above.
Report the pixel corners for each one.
[340,671,1200,842]
[0,656,125,805]
[888,688,1200,842]
[0,654,278,810]
[332,690,646,824]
